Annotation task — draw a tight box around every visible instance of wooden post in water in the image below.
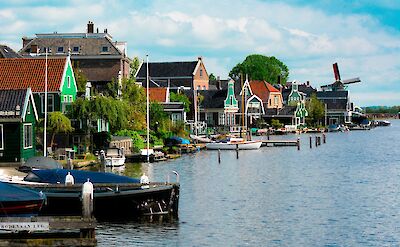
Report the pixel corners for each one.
[323,133,326,144]
[315,136,318,147]
[236,144,239,159]
[218,149,221,164]
[82,179,94,219]
[297,137,300,150]
[267,129,270,140]
[309,136,312,149]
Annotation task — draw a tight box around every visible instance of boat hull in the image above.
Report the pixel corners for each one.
[206,141,262,150]
[104,157,125,167]
[0,200,44,217]
[19,183,179,220]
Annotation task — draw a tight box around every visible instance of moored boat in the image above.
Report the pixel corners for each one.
[99,147,126,167]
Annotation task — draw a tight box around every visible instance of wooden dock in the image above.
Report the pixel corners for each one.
[0,216,96,246]
[261,139,299,147]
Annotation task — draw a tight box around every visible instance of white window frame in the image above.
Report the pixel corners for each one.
[27,101,31,115]
[0,124,3,150]
[67,76,71,88]
[23,123,33,149]
[69,95,73,102]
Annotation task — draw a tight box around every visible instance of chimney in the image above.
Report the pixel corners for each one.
[306,81,310,86]
[96,28,99,33]
[277,75,281,85]
[198,56,202,61]
[217,76,221,90]
[87,21,94,33]
[22,37,33,49]
[104,29,108,34]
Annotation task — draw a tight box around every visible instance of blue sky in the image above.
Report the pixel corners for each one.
[0,0,399,106]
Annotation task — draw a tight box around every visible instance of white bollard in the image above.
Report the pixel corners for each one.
[65,172,75,185]
[82,179,94,218]
[140,173,150,189]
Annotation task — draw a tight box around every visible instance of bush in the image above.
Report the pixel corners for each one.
[115,129,145,152]
[271,119,283,129]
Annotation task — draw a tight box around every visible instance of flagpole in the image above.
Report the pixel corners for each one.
[146,55,150,163]
[44,48,48,157]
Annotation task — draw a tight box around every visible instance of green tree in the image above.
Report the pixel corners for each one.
[47,112,74,148]
[306,93,325,126]
[229,54,289,84]
[150,102,170,132]
[73,66,88,93]
[129,56,141,80]
[170,92,191,112]
[209,73,217,81]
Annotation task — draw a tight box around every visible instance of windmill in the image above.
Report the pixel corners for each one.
[321,63,361,91]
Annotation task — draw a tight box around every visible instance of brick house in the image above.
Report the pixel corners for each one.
[19,21,130,91]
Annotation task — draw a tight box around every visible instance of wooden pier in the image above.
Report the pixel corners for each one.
[261,139,299,147]
[0,216,96,246]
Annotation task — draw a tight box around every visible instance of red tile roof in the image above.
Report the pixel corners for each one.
[148,87,167,102]
[249,80,280,102]
[0,58,66,92]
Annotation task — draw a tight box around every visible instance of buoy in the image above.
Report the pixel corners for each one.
[140,173,150,189]
[65,171,75,185]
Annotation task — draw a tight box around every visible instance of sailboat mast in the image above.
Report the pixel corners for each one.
[241,74,244,137]
[43,48,48,156]
[146,55,150,163]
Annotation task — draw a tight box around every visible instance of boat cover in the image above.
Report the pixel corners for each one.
[24,169,140,184]
[22,156,63,170]
[0,181,45,202]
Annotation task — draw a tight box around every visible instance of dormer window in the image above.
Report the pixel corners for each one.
[73,46,79,52]
[102,46,109,52]
[57,47,64,53]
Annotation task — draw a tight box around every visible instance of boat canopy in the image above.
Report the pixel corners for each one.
[22,156,63,170]
[24,169,140,184]
[0,181,45,202]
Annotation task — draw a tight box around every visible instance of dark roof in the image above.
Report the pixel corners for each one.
[282,84,316,101]
[263,106,296,117]
[0,89,27,118]
[0,45,22,58]
[316,91,348,98]
[136,61,198,79]
[184,89,227,109]
[19,36,124,57]
[138,78,193,88]
[319,99,348,110]
[162,102,185,110]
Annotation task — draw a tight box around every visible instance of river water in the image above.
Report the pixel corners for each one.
[97,120,400,246]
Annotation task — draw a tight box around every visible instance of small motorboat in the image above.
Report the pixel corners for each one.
[99,147,125,167]
[328,124,340,132]
[0,181,46,217]
[377,120,391,126]
[206,140,262,150]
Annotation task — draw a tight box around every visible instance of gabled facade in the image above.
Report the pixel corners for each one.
[241,80,283,110]
[0,88,38,162]
[19,21,130,91]
[0,57,77,117]
[317,91,352,125]
[0,45,22,58]
[287,81,308,126]
[136,57,209,90]
[223,79,239,127]
[148,87,186,124]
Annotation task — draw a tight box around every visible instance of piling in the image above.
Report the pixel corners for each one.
[323,133,326,143]
[315,136,318,147]
[218,149,221,164]
[318,136,321,146]
[236,144,239,159]
[82,180,94,219]
[267,130,270,140]
[309,136,312,149]
[297,137,300,150]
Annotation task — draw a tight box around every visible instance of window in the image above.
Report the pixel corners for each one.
[102,46,109,52]
[57,47,64,53]
[69,95,73,102]
[197,86,201,90]
[41,94,55,113]
[202,86,206,90]
[27,101,31,115]
[73,46,79,52]
[23,124,33,149]
[63,96,68,102]
[218,113,225,125]
[274,96,278,105]
[0,124,3,150]
[67,76,71,88]
[200,69,203,77]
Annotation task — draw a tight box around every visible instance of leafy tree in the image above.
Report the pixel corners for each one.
[170,92,191,112]
[129,57,141,80]
[209,73,217,81]
[306,93,325,126]
[47,112,74,148]
[115,129,145,152]
[73,65,88,93]
[150,102,170,132]
[229,54,289,84]
[271,119,283,129]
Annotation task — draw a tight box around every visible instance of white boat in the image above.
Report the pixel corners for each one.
[100,148,125,167]
[206,140,262,150]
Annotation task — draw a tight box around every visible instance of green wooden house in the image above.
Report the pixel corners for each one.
[0,57,77,117]
[0,88,39,162]
[288,81,308,126]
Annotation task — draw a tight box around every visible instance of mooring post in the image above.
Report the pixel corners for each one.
[297,137,300,150]
[267,129,270,140]
[82,179,94,219]
[315,136,318,147]
[218,149,221,164]
[318,136,321,146]
[309,136,312,149]
[323,133,326,144]
[67,157,73,170]
[236,144,239,159]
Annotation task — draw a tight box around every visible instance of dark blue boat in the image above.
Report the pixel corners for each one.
[0,181,45,216]
[19,169,179,220]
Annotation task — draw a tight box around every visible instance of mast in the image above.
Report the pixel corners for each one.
[241,74,244,137]
[245,74,249,136]
[194,88,198,136]
[146,55,150,163]
[43,48,48,156]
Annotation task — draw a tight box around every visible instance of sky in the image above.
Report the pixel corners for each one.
[0,0,399,106]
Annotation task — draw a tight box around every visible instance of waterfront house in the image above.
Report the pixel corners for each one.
[136,57,210,90]
[148,87,186,123]
[19,21,130,92]
[0,88,38,162]
[316,90,352,125]
[0,57,77,117]
[282,80,316,104]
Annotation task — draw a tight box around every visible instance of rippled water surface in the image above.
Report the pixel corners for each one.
[97,120,400,246]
